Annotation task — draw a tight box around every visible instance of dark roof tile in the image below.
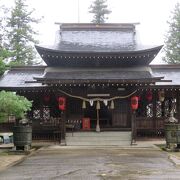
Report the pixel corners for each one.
[41,70,152,80]
[0,67,45,88]
[151,66,180,85]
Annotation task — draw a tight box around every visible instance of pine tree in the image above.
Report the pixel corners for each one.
[7,0,40,65]
[163,3,180,64]
[0,8,4,48]
[0,6,9,75]
[89,0,111,24]
[0,5,7,47]
[0,48,9,75]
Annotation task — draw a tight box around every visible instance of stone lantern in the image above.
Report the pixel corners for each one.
[165,110,180,150]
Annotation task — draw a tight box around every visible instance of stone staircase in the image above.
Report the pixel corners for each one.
[66,131,132,146]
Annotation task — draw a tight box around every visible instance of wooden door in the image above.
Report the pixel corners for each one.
[112,99,129,127]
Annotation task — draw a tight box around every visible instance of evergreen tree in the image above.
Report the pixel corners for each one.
[0,5,8,47]
[0,6,9,75]
[0,49,9,75]
[7,0,40,65]
[163,3,180,64]
[89,0,111,24]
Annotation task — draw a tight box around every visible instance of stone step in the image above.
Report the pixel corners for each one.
[65,131,132,146]
[66,140,131,146]
[66,131,131,137]
[66,136,131,141]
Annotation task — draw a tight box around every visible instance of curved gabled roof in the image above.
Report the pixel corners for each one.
[0,65,178,90]
[34,66,165,85]
[35,23,163,67]
[36,43,163,53]
[35,45,163,67]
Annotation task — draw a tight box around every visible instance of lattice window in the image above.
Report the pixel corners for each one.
[146,103,153,117]
[43,106,50,122]
[33,109,41,119]
[156,101,162,117]
[172,98,177,113]
[158,98,177,117]
[164,99,171,117]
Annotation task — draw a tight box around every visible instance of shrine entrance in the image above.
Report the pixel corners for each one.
[67,97,131,132]
[84,101,112,130]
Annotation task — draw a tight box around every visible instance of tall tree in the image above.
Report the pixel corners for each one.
[163,3,180,64]
[0,49,8,75]
[7,0,40,65]
[0,5,9,75]
[0,5,7,46]
[89,0,111,24]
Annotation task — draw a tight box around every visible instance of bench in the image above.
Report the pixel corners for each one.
[66,119,82,136]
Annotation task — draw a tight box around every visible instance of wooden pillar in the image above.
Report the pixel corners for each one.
[153,90,157,135]
[96,109,100,132]
[131,110,136,145]
[96,101,100,132]
[60,111,66,145]
[176,90,180,122]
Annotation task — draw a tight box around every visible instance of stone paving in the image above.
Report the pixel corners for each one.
[0,154,25,172]
[0,143,31,172]
[0,144,180,180]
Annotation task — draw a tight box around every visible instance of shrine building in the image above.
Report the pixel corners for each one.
[0,23,180,145]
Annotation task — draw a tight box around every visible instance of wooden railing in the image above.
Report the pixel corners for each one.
[0,118,62,142]
[0,122,14,132]
[32,118,62,142]
[0,117,166,139]
[136,117,165,137]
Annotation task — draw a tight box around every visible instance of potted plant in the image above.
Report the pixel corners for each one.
[0,90,32,150]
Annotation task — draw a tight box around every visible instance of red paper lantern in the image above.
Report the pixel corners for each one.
[137,95,141,101]
[131,96,139,110]
[146,91,153,102]
[58,97,66,111]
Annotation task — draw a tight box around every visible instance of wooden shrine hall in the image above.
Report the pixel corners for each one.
[0,23,180,145]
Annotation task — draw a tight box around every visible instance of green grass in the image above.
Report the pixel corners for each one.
[0,151,9,156]
[155,144,166,150]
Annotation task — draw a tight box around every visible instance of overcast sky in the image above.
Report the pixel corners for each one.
[1,0,180,63]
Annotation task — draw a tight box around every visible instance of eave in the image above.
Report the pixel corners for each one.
[35,45,163,67]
